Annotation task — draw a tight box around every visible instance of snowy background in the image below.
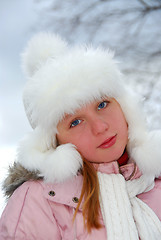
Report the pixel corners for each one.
[0,0,161,216]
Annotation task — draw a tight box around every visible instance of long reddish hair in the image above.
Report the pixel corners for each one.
[73,157,102,232]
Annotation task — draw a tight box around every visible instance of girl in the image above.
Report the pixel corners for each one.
[1,32,161,240]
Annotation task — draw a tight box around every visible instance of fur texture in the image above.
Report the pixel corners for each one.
[130,130,161,178]
[3,162,41,198]
[22,32,68,79]
[17,128,83,183]
[7,32,161,185]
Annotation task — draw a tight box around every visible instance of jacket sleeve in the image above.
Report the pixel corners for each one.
[0,181,62,240]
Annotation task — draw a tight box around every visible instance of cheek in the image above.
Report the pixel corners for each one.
[112,106,127,128]
[72,133,91,150]
[57,131,73,145]
[57,128,91,149]
[116,113,128,141]
[73,134,96,161]
[67,131,93,156]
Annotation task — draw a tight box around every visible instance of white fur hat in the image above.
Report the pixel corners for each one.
[17,32,161,183]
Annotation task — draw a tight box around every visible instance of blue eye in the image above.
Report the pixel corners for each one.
[98,101,108,110]
[70,119,81,128]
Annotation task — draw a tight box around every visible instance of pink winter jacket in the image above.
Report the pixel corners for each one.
[1,161,161,240]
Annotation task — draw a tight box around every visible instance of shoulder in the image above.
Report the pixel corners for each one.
[0,180,61,239]
[137,178,161,221]
[8,180,47,209]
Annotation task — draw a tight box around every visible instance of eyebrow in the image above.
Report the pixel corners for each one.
[63,113,75,122]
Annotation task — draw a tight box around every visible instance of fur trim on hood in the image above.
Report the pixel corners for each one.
[3,162,42,198]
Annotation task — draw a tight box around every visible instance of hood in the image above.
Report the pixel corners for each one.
[3,162,42,198]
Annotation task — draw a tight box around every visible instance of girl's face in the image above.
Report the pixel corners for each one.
[57,98,128,164]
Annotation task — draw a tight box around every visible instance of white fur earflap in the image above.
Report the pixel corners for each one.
[21,32,68,77]
[130,130,161,178]
[17,128,83,183]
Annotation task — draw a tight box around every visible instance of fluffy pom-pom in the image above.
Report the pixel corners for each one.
[131,130,161,178]
[40,144,83,183]
[21,32,68,77]
[17,129,83,183]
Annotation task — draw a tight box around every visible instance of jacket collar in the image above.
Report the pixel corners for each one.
[42,161,142,209]
[94,160,142,180]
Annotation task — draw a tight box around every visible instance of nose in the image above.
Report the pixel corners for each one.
[90,116,109,135]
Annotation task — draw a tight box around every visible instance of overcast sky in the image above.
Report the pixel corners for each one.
[0,0,38,148]
[0,0,39,214]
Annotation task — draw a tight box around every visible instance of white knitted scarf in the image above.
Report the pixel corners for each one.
[98,172,161,240]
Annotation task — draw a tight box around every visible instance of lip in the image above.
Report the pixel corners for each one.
[98,135,117,149]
